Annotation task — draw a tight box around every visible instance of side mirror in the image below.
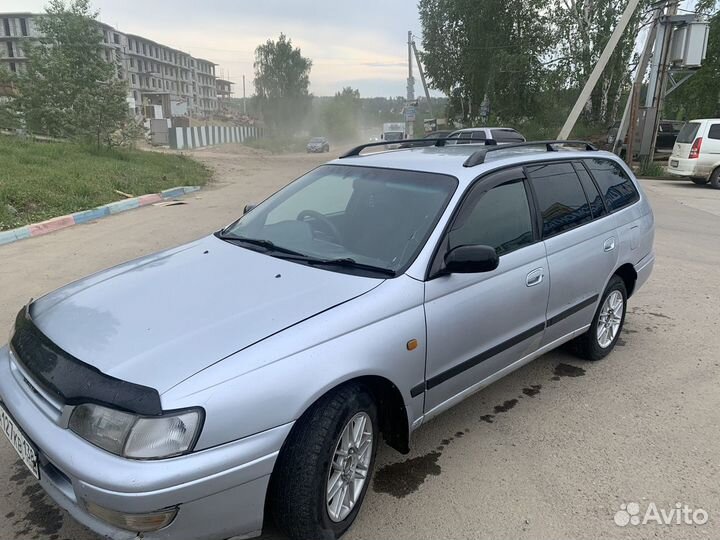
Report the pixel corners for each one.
[443,245,499,274]
[243,204,256,215]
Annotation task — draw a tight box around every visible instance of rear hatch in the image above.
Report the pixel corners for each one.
[673,121,702,158]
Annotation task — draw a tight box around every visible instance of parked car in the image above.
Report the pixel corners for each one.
[0,140,654,540]
[608,119,683,154]
[398,130,454,148]
[307,136,330,153]
[445,127,526,145]
[668,119,720,188]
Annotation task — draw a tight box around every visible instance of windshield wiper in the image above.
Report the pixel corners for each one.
[216,234,307,257]
[304,257,396,277]
[217,234,395,276]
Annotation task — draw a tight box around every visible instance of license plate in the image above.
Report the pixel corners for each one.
[671,160,679,167]
[0,404,39,479]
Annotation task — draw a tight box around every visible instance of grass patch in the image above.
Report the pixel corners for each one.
[636,160,666,178]
[0,136,211,231]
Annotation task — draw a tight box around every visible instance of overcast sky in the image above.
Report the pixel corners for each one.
[4,0,434,98]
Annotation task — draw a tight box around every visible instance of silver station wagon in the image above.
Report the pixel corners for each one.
[0,139,654,540]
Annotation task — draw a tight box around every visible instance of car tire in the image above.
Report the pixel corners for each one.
[710,168,720,189]
[574,275,627,361]
[268,382,378,540]
[691,177,709,185]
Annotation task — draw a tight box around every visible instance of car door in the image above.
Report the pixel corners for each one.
[525,161,619,347]
[423,167,549,415]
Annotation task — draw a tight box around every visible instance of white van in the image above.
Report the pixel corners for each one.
[668,119,720,188]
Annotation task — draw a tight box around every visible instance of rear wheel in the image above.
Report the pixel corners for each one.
[574,275,627,361]
[691,177,709,185]
[710,168,720,189]
[268,383,378,540]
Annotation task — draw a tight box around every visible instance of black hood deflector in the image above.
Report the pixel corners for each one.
[10,305,163,416]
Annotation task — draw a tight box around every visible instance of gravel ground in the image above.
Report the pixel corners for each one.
[0,147,718,540]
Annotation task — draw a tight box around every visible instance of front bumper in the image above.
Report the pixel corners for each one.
[0,345,291,540]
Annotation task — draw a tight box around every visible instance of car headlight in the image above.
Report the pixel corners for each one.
[68,403,203,459]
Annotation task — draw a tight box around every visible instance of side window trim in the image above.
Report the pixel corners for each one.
[572,160,610,218]
[426,166,537,280]
[524,160,594,241]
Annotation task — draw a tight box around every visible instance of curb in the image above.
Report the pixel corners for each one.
[0,186,201,247]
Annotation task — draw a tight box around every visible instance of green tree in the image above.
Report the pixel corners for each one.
[253,33,312,133]
[418,0,551,125]
[321,87,361,141]
[550,0,650,124]
[13,0,129,146]
[0,67,19,130]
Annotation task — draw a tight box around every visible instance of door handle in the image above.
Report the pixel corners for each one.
[604,238,616,252]
[526,268,544,287]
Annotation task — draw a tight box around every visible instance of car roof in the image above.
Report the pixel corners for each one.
[330,145,622,187]
[450,127,518,133]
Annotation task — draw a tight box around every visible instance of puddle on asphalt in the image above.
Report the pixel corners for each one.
[7,460,64,539]
[373,451,442,498]
[552,363,586,380]
[493,399,518,414]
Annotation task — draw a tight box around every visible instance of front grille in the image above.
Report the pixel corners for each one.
[8,348,65,424]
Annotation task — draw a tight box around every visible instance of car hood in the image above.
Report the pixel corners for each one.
[30,235,382,394]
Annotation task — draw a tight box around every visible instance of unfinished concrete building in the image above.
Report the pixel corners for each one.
[0,12,222,118]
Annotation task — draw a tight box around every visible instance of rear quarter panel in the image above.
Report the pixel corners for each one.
[613,163,655,272]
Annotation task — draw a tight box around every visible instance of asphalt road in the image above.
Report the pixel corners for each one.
[0,147,718,540]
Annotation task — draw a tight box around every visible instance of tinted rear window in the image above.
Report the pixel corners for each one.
[677,122,701,143]
[491,129,525,143]
[526,163,592,238]
[573,162,607,219]
[584,159,640,212]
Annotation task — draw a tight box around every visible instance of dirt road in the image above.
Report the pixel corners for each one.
[0,146,718,540]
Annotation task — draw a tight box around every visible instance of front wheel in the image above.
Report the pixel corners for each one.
[573,275,627,361]
[268,383,378,540]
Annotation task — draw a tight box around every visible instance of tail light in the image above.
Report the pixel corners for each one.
[689,137,703,159]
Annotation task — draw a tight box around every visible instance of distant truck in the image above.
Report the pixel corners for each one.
[381,122,405,143]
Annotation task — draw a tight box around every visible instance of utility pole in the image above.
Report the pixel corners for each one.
[406,30,415,139]
[411,39,434,119]
[558,0,642,140]
[407,30,415,102]
[242,74,247,115]
[618,3,664,161]
[642,0,679,164]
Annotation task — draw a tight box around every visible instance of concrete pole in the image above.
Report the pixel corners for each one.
[647,1,679,163]
[411,40,434,119]
[406,31,415,139]
[558,0,643,140]
[242,75,247,114]
[618,5,663,159]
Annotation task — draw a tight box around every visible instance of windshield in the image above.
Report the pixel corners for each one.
[384,132,404,141]
[309,137,325,143]
[677,122,700,144]
[222,165,457,275]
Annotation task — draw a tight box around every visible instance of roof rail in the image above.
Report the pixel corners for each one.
[339,138,450,158]
[462,140,598,168]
